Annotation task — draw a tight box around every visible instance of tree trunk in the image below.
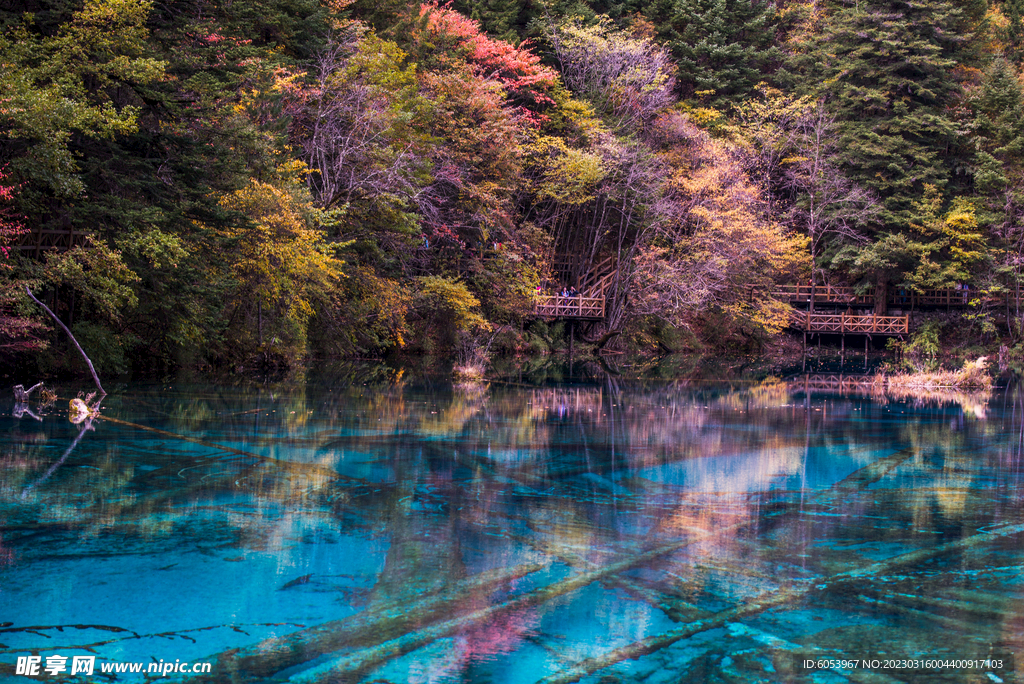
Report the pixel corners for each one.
[593,329,620,353]
[874,279,888,315]
[258,299,263,347]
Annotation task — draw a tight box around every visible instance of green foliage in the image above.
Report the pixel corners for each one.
[906,320,943,360]
[903,188,988,291]
[789,0,970,232]
[215,171,345,362]
[416,276,490,333]
[0,0,165,197]
[41,236,140,321]
[659,0,780,106]
[527,136,607,205]
[312,267,411,355]
[1002,0,1024,60]
[69,321,137,375]
[3,0,1021,369]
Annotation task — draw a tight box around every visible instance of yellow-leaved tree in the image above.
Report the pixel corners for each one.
[217,165,346,365]
[632,112,809,346]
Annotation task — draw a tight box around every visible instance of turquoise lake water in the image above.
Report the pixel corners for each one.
[1,369,1022,683]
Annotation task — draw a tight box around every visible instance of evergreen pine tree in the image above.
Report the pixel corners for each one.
[452,0,527,42]
[793,0,973,233]
[972,58,1024,194]
[661,0,779,105]
[1002,0,1024,61]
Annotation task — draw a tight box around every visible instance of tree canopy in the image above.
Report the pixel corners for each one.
[3,0,1024,371]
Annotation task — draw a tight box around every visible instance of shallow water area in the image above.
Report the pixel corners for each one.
[1,369,1023,683]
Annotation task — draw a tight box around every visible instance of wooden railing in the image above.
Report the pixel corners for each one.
[791,311,908,334]
[775,284,1008,308]
[535,295,606,319]
[886,288,1005,307]
[550,254,619,299]
[15,228,90,256]
[773,285,873,305]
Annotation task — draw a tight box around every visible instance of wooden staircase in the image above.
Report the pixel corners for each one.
[551,254,618,298]
[577,254,618,298]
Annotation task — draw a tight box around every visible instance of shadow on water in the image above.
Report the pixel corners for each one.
[1,365,1024,682]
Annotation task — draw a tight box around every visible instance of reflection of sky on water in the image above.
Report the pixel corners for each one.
[0,374,1023,683]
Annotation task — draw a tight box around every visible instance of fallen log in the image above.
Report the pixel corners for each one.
[97,415,354,482]
[295,448,926,683]
[507,531,702,623]
[538,521,1024,683]
[855,594,980,633]
[13,382,43,403]
[286,513,784,684]
[830,446,917,491]
[862,587,1004,619]
[181,562,545,684]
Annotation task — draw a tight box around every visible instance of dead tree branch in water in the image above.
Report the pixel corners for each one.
[13,382,43,402]
[24,286,105,396]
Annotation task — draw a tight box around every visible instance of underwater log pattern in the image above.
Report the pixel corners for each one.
[2,375,1023,683]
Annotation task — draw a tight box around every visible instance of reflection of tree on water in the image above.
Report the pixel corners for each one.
[16,393,104,499]
[371,453,466,601]
[12,402,42,421]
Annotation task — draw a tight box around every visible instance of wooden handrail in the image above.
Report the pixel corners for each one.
[773,285,874,305]
[774,284,1009,308]
[535,295,606,319]
[790,311,908,334]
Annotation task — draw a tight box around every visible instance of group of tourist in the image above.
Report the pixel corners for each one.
[559,286,581,299]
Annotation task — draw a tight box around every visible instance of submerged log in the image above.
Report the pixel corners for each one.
[539,588,803,684]
[830,446,917,491]
[183,562,545,684]
[863,588,1004,619]
[720,623,906,684]
[508,531,703,623]
[97,415,349,481]
[855,594,982,633]
[539,521,1024,683]
[289,514,783,684]
[282,443,914,684]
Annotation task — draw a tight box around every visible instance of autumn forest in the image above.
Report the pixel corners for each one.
[1,0,1021,374]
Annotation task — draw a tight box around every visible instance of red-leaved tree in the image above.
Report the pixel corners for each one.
[416,3,558,111]
[0,169,47,353]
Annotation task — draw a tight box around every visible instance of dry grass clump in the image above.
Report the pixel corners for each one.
[882,356,992,391]
[453,361,487,381]
[870,357,993,417]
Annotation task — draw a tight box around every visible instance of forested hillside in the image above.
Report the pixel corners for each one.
[1,0,1021,373]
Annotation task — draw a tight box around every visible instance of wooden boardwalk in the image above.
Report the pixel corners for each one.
[790,311,908,335]
[888,288,1000,307]
[14,228,90,257]
[774,284,1005,308]
[773,285,873,306]
[535,295,605,319]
